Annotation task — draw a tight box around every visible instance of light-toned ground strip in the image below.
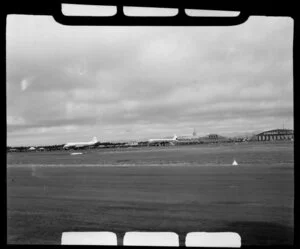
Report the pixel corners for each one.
[7,163,248,168]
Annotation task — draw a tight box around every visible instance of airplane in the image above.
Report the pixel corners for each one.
[63,137,98,149]
[148,134,178,146]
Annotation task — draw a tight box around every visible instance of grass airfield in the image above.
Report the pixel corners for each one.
[7,142,294,245]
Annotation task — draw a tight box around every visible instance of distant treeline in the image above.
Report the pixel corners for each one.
[7,129,293,152]
[7,144,65,152]
[7,138,253,152]
[7,142,138,152]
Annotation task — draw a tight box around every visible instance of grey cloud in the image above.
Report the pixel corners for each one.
[6,15,294,145]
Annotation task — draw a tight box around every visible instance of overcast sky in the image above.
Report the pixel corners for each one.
[6,14,293,146]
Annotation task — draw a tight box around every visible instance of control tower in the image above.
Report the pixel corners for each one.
[193,128,197,137]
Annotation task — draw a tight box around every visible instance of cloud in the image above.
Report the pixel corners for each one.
[20,76,35,91]
[6,15,294,146]
[7,115,26,125]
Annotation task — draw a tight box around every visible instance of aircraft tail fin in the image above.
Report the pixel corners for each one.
[92,137,98,143]
[173,134,178,140]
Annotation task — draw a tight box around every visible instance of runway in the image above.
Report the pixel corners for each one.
[7,142,294,245]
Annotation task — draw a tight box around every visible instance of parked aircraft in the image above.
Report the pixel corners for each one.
[148,135,178,146]
[63,137,98,149]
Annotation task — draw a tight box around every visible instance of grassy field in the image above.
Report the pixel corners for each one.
[7,142,294,245]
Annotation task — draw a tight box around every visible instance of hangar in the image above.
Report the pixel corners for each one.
[253,129,294,141]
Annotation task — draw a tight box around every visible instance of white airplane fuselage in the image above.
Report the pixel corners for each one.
[63,137,98,149]
[148,135,177,144]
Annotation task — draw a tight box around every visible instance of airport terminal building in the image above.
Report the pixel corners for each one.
[252,129,294,141]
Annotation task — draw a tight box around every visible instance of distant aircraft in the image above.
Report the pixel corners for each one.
[148,135,178,146]
[63,137,98,149]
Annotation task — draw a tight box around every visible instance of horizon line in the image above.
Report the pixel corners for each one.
[6,127,294,148]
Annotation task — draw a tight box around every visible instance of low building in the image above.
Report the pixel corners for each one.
[126,141,139,146]
[208,134,219,140]
[252,129,294,141]
[200,134,231,143]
